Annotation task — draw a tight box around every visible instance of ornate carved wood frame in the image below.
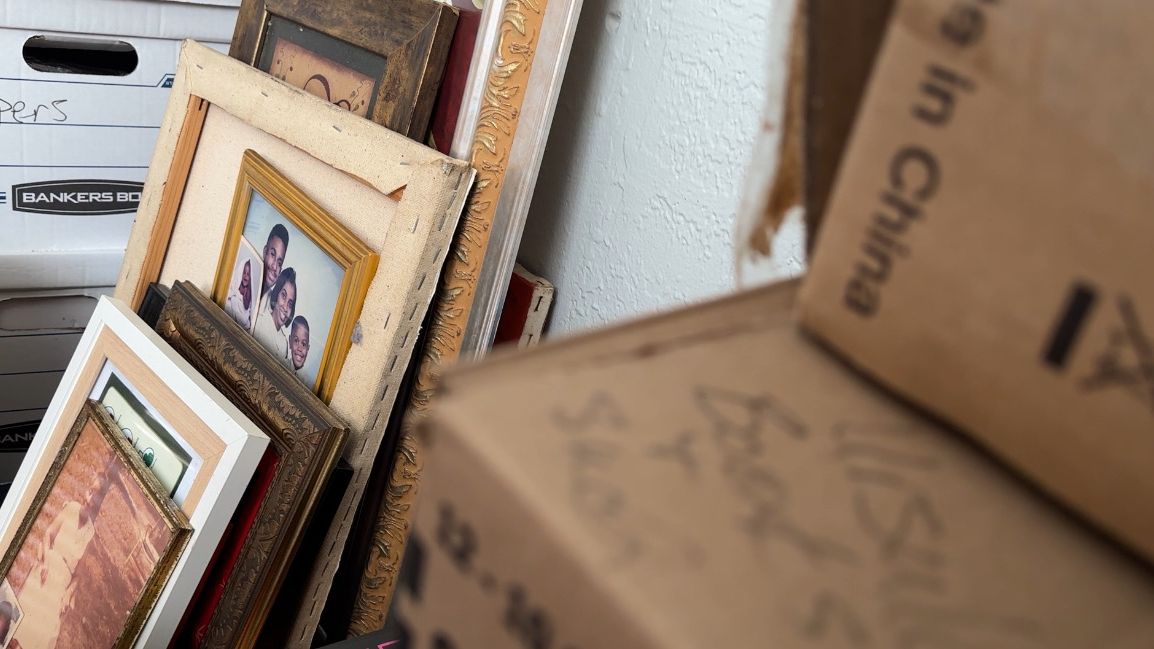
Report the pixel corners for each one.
[114,41,474,646]
[347,0,585,634]
[230,0,457,140]
[156,281,347,648]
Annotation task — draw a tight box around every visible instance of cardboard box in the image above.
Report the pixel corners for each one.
[394,280,1154,649]
[0,0,235,287]
[800,0,1154,562]
[0,285,109,425]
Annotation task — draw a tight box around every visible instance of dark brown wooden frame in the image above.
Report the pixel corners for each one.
[230,0,458,140]
[804,0,895,253]
[155,281,348,649]
[0,400,191,649]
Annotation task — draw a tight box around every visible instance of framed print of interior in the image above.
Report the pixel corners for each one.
[113,41,473,647]
[0,401,191,649]
[0,297,268,649]
[348,0,585,632]
[213,149,378,402]
[156,281,347,649]
[230,0,457,139]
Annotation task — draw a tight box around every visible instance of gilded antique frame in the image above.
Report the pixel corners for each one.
[347,0,585,632]
[230,0,457,139]
[114,42,473,647]
[157,280,348,648]
[0,400,191,649]
[212,149,379,402]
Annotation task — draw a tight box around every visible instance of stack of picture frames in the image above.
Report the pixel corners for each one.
[0,35,472,649]
[222,0,586,642]
[0,0,582,643]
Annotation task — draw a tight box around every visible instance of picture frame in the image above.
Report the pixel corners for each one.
[213,149,379,401]
[230,0,458,140]
[348,0,585,633]
[0,297,268,648]
[113,41,473,646]
[0,400,192,649]
[155,280,347,648]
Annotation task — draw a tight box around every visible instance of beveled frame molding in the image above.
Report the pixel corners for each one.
[114,41,474,646]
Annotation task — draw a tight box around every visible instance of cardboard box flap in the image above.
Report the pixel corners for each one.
[890,0,1154,184]
[447,279,800,388]
[800,0,1154,562]
[402,281,1154,649]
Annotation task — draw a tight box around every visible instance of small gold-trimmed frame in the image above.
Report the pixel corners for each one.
[212,149,379,403]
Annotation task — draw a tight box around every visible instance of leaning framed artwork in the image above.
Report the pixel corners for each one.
[0,297,269,648]
[114,41,472,647]
[0,401,191,649]
[231,0,457,139]
[155,280,347,648]
[348,0,586,631]
[213,150,378,401]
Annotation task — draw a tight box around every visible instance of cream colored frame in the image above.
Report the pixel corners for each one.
[212,149,379,402]
[114,41,473,647]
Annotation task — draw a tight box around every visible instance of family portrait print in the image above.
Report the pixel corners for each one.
[240,190,343,388]
[0,405,188,649]
[89,362,202,505]
[214,150,378,401]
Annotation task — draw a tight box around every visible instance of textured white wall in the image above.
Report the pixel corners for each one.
[518,0,803,336]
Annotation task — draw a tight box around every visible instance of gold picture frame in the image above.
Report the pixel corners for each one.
[0,401,190,649]
[211,149,379,402]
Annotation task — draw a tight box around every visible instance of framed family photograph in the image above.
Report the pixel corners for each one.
[231,0,457,139]
[213,150,378,402]
[0,401,191,649]
[0,298,269,648]
[156,281,347,648]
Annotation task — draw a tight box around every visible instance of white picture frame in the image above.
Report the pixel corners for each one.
[0,296,269,649]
